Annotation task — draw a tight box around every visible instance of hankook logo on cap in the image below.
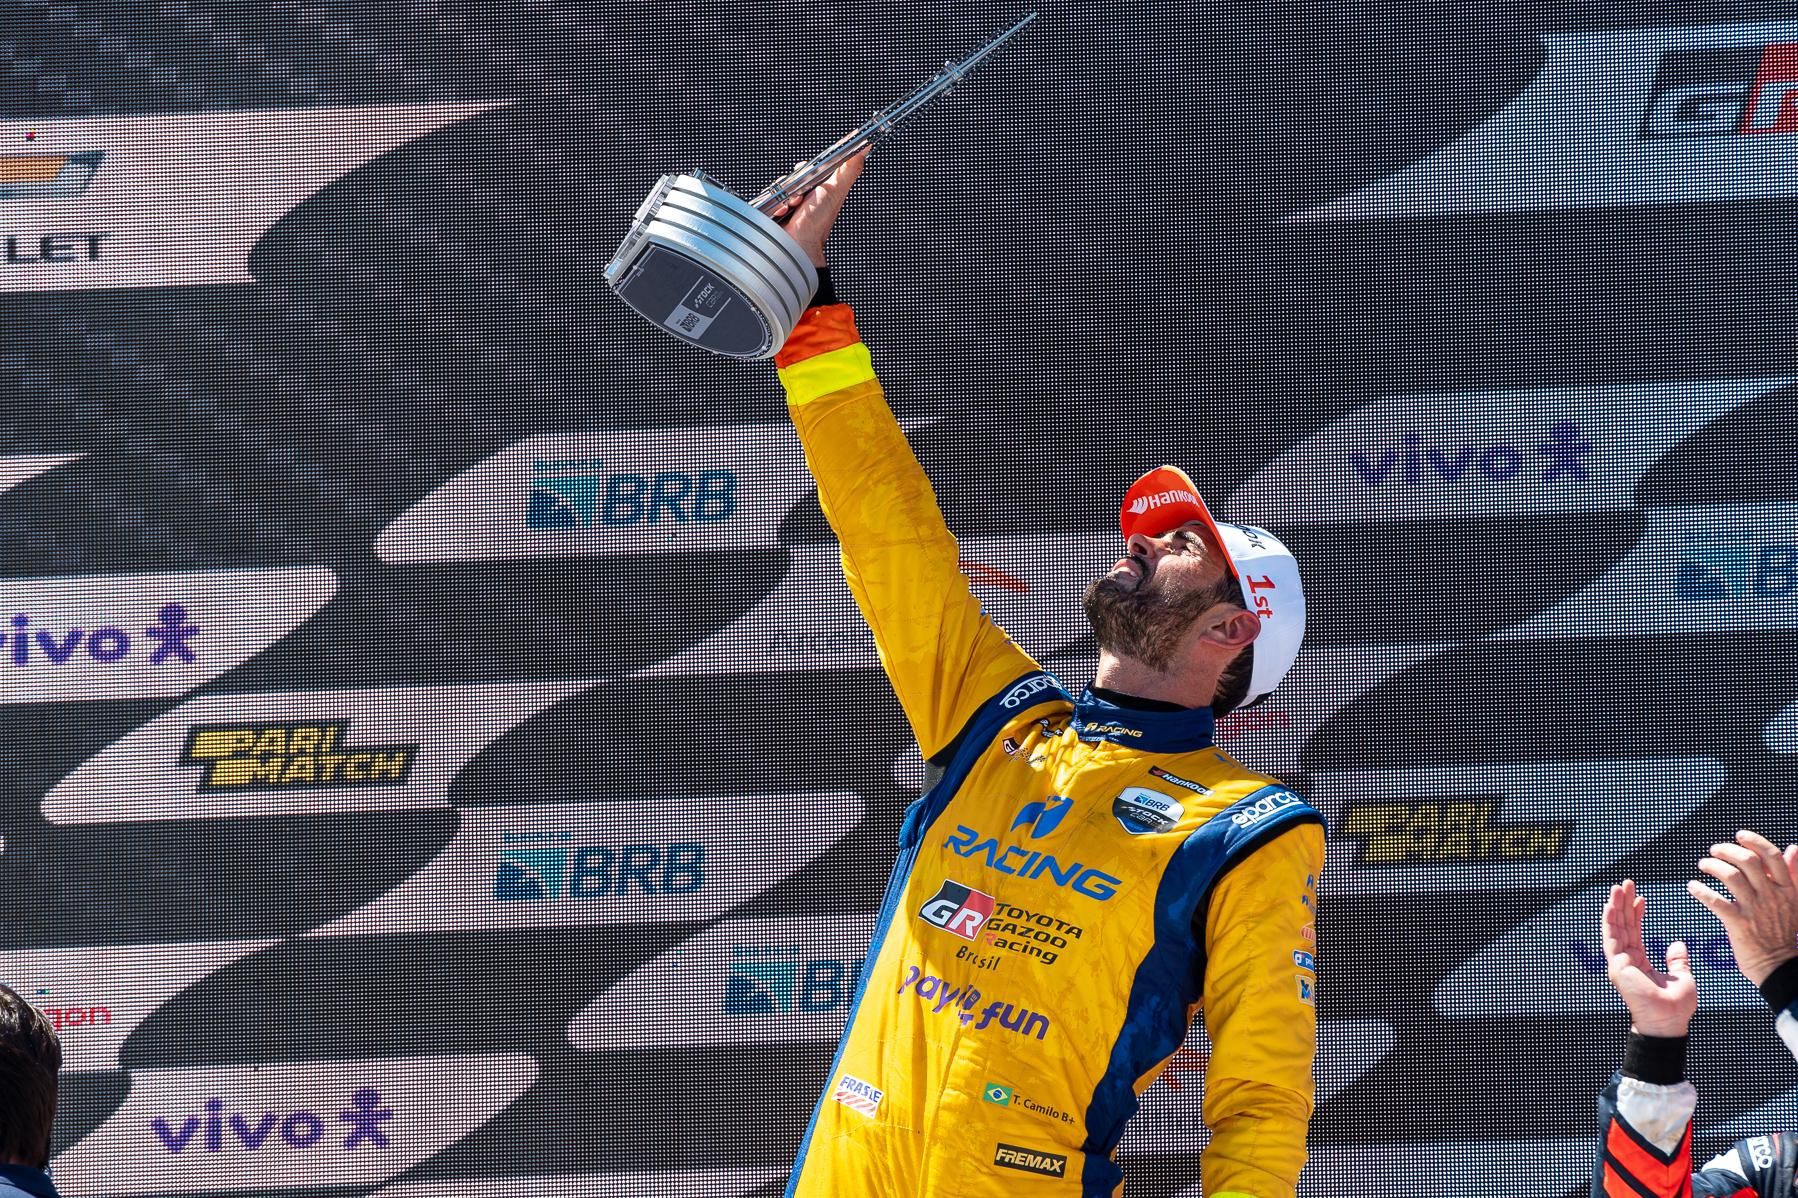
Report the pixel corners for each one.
[1127,488,1199,515]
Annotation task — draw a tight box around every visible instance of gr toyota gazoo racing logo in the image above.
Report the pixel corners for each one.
[917,880,995,940]
[920,881,1084,970]
[1641,42,1798,138]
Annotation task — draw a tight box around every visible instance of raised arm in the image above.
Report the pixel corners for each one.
[771,156,1041,759]
[1592,879,1701,1198]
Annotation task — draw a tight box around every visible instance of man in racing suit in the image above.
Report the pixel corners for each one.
[768,155,1325,1197]
[1595,830,1798,1197]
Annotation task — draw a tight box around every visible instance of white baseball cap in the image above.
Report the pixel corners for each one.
[1119,465,1306,706]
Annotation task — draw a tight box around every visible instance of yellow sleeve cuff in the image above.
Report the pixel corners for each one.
[778,341,876,407]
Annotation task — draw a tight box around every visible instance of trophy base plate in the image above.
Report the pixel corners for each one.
[606,174,818,360]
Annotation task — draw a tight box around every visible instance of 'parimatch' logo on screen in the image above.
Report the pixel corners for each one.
[1340,800,1571,866]
[993,1142,1067,1177]
[0,151,103,200]
[181,721,416,791]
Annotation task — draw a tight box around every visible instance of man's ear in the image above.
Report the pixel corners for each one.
[1208,607,1262,651]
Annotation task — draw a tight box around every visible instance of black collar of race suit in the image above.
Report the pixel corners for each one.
[1073,685,1217,753]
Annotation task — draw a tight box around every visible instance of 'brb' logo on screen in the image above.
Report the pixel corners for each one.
[527,457,736,530]
[1675,527,1795,602]
[723,943,863,1016]
[1641,42,1798,138]
[491,831,704,901]
[152,1088,392,1154]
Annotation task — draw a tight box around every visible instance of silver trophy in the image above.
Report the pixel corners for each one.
[604,13,1036,360]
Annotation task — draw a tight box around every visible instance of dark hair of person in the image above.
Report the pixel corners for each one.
[1211,571,1255,719]
[0,985,61,1168]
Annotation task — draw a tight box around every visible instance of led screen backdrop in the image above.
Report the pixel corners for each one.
[1,2,1795,1195]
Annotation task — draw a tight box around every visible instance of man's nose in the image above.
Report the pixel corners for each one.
[1126,532,1165,561]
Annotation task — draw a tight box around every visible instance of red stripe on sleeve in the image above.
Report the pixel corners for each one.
[774,304,860,368]
[1600,1161,1633,1198]
[1605,1121,1692,1196]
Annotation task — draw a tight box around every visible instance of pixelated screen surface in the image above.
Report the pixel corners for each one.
[1,2,1795,1195]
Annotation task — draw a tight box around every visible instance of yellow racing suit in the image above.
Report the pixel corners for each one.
[777,304,1326,1198]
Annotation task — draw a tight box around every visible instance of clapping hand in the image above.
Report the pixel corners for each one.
[1688,829,1798,988]
[1602,879,1699,1037]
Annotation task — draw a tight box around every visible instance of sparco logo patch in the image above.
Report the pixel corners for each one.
[994,1142,1068,1177]
[1000,675,1058,709]
[1230,788,1303,829]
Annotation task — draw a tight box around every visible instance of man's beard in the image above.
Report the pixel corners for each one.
[1082,564,1235,673]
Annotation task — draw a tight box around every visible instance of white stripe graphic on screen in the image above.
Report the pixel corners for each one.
[0,567,336,704]
[1123,1019,1393,1156]
[1294,22,1798,219]
[1498,503,1798,639]
[1224,379,1782,524]
[375,425,810,562]
[1712,1086,1798,1140]
[571,913,878,1051]
[1318,757,1725,895]
[315,795,861,936]
[52,1053,536,1195]
[0,454,82,496]
[1270,1141,1591,1197]
[1767,699,1798,752]
[1436,880,1764,1017]
[0,104,499,293]
[374,1170,786,1198]
[0,940,276,1071]
[638,535,1118,679]
[41,681,590,824]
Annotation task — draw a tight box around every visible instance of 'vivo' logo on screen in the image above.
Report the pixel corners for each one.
[1349,424,1592,488]
[527,458,736,529]
[152,1088,392,1154]
[0,604,197,667]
